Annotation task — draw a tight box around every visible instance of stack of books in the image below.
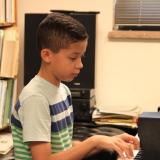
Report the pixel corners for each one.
[92,106,142,128]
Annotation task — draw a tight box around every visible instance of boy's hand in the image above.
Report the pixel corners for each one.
[117,133,140,150]
[92,133,139,159]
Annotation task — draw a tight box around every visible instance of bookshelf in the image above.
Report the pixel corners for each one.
[0,0,19,130]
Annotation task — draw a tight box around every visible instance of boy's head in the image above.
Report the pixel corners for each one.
[36,12,88,84]
[36,12,88,53]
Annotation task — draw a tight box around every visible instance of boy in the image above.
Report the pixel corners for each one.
[11,12,139,160]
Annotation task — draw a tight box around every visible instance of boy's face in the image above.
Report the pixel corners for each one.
[44,40,88,85]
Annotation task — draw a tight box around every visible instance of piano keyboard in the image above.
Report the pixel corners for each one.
[134,149,143,160]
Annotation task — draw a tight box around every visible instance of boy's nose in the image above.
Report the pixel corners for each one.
[76,59,83,69]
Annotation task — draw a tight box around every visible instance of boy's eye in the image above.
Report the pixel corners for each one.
[70,57,77,61]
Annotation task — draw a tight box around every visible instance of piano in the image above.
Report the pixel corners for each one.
[76,111,160,160]
[133,112,160,160]
[117,149,142,159]
[74,122,139,160]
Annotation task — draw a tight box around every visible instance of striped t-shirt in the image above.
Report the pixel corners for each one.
[11,75,73,160]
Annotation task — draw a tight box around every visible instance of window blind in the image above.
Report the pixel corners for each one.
[114,0,160,30]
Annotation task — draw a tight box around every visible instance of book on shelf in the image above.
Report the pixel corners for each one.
[0,30,4,66]
[0,0,16,25]
[6,0,16,24]
[0,79,14,129]
[0,80,8,129]
[3,79,14,128]
[0,0,5,23]
[0,27,19,78]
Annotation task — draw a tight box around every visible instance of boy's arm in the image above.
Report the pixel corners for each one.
[72,140,100,156]
[72,140,81,146]
[30,137,97,160]
[29,133,139,160]
[30,137,96,160]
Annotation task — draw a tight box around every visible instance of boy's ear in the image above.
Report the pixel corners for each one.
[40,49,53,63]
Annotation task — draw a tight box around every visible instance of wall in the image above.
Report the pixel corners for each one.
[17,0,160,112]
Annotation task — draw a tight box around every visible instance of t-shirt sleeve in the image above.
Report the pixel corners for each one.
[18,94,51,142]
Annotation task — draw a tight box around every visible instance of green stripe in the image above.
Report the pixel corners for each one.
[15,150,31,156]
[51,143,72,153]
[12,126,22,133]
[51,143,72,151]
[51,140,72,147]
[14,154,32,160]
[52,139,70,145]
[13,142,29,150]
[12,125,31,159]
[51,124,73,135]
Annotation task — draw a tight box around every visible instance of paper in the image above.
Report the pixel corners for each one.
[97,105,142,117]
[92,106,142,128]
[0,132,13,154]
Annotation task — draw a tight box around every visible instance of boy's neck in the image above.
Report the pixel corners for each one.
[38,69,60,87]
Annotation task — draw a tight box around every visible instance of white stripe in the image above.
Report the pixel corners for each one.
[51,105,73,122]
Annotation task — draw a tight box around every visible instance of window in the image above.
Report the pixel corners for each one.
[114,0,160,31]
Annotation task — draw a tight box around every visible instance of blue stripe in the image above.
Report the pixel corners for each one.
[15,100,21,112]
[51,112,73,132]
[11,115,22,129]
[50,95,72,115]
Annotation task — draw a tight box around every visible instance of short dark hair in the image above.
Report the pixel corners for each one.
[36,12,88,53]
